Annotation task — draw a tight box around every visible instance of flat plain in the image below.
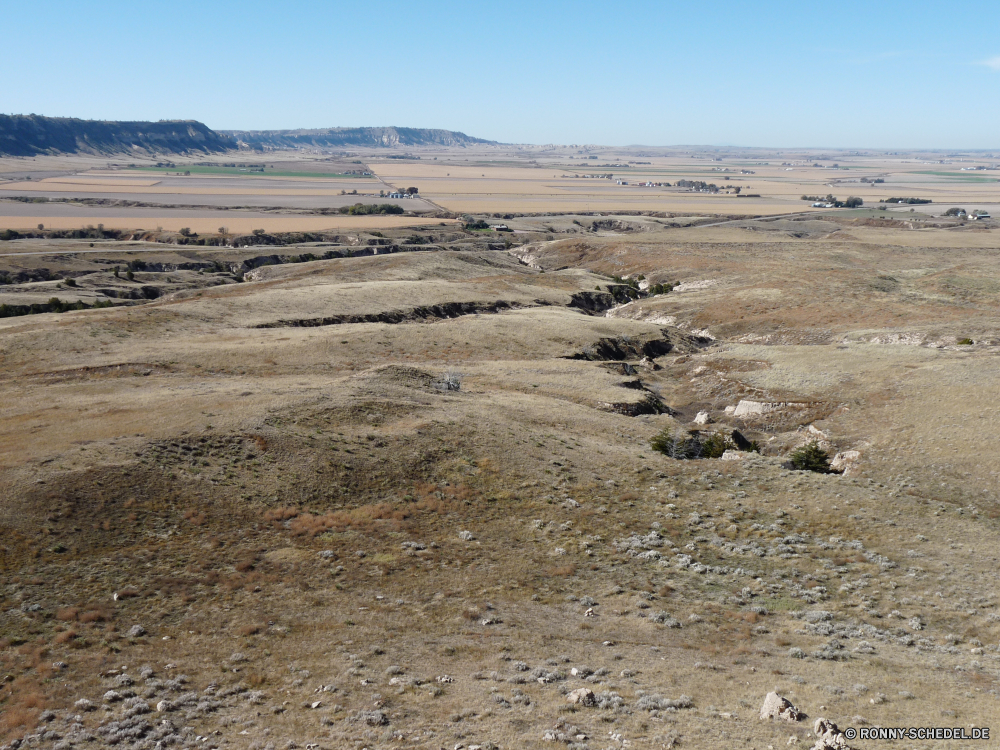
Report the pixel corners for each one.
[1,148,1000,750]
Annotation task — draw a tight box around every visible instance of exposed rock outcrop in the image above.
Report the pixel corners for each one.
[760,692,805,722]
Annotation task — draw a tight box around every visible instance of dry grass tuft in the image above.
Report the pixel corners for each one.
[53,629,78,644]
[547,564,577,577]
[55,606,80,621]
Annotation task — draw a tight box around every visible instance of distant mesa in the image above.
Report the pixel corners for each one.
[0,115,496,156]
[0,114,234,157]
[219,126,498,151]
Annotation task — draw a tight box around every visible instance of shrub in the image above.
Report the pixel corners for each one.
[957,338,974,345]
[650,429,702,459]
[944,207,966,217]
[700,433,732,459]
[788,441,833,473]
[651,429,741,459]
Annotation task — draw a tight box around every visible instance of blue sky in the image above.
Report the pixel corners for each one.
[3,0,1000,148]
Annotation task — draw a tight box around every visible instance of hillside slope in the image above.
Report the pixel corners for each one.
[0,115,235,156]
[222,125,497,150]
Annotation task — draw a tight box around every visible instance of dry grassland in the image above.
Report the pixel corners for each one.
[2,214,1000,750]
[0,215,453,233]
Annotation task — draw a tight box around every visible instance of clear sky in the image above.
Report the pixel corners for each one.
[4,0,1000,148]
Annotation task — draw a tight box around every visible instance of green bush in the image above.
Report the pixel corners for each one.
[957,338,974,345]
[788,441,833,473]
[650,429,701,459]
[700,433,732,458]
[651,429,738,459]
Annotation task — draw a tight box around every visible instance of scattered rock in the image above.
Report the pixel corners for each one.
[128,625,146,638]
[760,692,804,722]
[811,718,854,749]
[458,530,475,541]
[693,411,711,425]
[566,688,596,706]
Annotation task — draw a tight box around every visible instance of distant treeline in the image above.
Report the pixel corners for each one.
[882,197,932,204]
[801,194,863,207]
[339,203,405,215]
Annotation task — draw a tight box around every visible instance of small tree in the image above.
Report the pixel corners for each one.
[179,227,193,237]
[126,269,135,281]
[700,433,733,459]
[37,223,44,231]
[788,441,832,473]
[651,428,701,459]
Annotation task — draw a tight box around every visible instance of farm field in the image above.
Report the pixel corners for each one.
[368,148,1000,215]
[1,149,998,235]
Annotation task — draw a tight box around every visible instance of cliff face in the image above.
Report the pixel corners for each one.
[0,115,236,156]
[221,126,496,150]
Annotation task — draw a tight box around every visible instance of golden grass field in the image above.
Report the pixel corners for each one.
[2,151,1000,749]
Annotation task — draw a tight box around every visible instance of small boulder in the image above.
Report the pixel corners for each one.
[760,692,804,722]
[128,625,146,638]
[811,718,854,749]
[831,451,861,474]
[693,411,711,425]
[566,688,596,706]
